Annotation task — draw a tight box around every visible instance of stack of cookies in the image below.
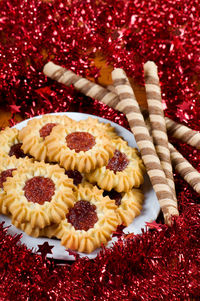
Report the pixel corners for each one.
[0,114,145,253]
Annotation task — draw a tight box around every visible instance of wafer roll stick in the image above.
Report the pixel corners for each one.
[141,108,200,149]
[144,61,177,205]
[43,62,198,149]
[111,68,179,225]
[145,117,200,195]
[165,117,200,149]
[43,62,119,108]
[169,143,200,194]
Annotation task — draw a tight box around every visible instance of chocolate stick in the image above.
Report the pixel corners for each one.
[43,62,119,109]
[165,117,200,149]
[140,113,200,198]
[44,62,200,151]
[169,143,200,194]
[144,61,177,205]
[111,68,178,225]
[43,61,200,200]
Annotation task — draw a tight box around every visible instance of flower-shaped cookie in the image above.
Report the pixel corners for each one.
[45,122,115,173]
[0,127,31,159]
[86,138,145,192]
[18,114,74,161]
[3,161,75,229]
[103,188,144,226]
[0,154,32,214]
[11,218,46,238]
[44,184,119,253]
[78,117,119,139]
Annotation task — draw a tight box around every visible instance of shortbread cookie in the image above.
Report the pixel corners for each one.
[86,138,145,192]
[0,154,31,214]
[0,127,31,159]
[45,122,115,173]
[11,217,45,238]
[18,114,74,161]
[103,188,144,226]
[43,184,119,253]
[3,161,75,229]
[78,117,119,139]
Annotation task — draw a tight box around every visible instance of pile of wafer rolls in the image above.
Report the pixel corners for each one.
[43,61,200,225]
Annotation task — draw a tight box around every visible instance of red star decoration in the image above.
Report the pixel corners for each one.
[9,104,21,114]
[37,241,54,260]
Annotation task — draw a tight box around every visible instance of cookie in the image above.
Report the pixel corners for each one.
[0,127,31,159]
[0,154,32,214]
[78,117,119,139]
[11,217,46,238]
[45,122,115,173]
[43,184,119,253]
[18,114,74,161]
[3,161,75,229]
[86,137,145,192]
[103,188,144,226]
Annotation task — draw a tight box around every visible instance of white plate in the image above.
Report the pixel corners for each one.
[0,112,160,260]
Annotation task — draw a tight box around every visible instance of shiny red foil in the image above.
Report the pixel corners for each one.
[0,0,200,299]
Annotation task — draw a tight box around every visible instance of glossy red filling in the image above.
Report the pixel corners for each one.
[9,143,31,159]
[66,132,95,153]
[103,189,122,206]
[106,150,129,173]
[23,176,55,205]
[39,123,58,138]
[66,200,98,231]
[0,168,16,189]
[65,170,83,186]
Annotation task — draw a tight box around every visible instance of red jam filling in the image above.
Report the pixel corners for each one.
[103,189,122,206]
[65,170,83,186]
[23,176,55,205]
[66,132,96,153]
[0,168,16,189]
[9,143,31,159]
[66,200,98,231]
[39,123,58,139]
[106,150,129,173]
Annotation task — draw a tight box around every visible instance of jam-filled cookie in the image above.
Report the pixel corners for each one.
[103,188,144,226]
[0,154,32,214]
[86,138,145,192]
[11,217,46,238]
[0,127,31,159]
[45,122,115,173]
[18,114,74,161]
[43,184,119,253]
[78,117,119,139]
[3,161,75,229]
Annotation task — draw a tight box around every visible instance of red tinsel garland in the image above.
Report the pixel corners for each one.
[0,201,199,300]
[0,0,200,299]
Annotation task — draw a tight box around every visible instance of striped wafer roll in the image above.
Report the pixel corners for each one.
[165,117,200,149]
[111,68,179,225]
[169,143,200,194]
[43,62,119,108]
[143,117,200,195]
[137,108,200,150]
[144,61,177,204]
[43,61,198,149]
